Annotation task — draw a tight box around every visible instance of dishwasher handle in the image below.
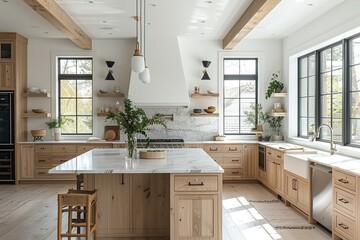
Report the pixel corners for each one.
[310,163,332,173]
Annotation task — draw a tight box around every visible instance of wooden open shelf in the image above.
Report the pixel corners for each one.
[191,113,219,117]
[97,112,109,117]
[191,93,219,97]
[97,92,125,97]
[250,130,264,134]
[22,92,51,98]
[270,112,287,117]
[272,92,287,98]
[21,112,51,118]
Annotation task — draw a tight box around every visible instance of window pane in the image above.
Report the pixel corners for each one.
[240,99,255,116]
[332,45,343,70]
[300,98,307,116]
[60,59,76,74]
[239,60,256,74]
[351,92,360,118]
[77,116,92,134]
[224,99,239,115]
[77,59,92,74]
[77,99,92,115]
[333,93,342,118]
[350,37,360,65]
[309,54,316,76]
[299,78,307,97]
[321,95,331,117]
[299,118,307,136]
[61,99,76,115]
[224,117,239,134]
[319,118,331,140]
[320,49,331,73]
[240,80,255,98]
[60,80,76,97]
[309,76,315,96]
[320,72,331,94]
[350,65,360,91]
[61,116,76,134]
[224,80,239,98]
[309,97,315,117]
[309,118,315,132]
[299,58,307,78]
[240,117,252,133]
[333,119,342,142]
[224,60,239,75]
[351,119,360,144]
[77,80,92,97]
[332,69,343,93]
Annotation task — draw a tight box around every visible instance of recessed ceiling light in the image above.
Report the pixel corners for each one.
[308,3,314,6]
[102,20,107,23]
[204,0,212,3]
[100,27,113,30]
[201,33,205,35]
[109,33,113,35]
[1,0,9,2]
[146,22,151,26]
[31,25,39,28]
[148,3,156,7]
[44,32,49,34]
[87,0,94,3]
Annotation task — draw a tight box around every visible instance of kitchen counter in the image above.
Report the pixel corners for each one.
[308,154,360,176]
[49,148,224,174]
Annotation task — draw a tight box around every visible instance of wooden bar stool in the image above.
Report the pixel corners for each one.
[76,174,84,190]
[57,189,98,240]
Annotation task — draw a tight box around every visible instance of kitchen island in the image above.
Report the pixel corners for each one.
[50,148,224,239]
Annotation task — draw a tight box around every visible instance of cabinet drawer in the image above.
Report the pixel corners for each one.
[77,145,93,154]
[222,157,243,168]
[174,175,218,192]
[207,153,223,164]
[34,156,52,167]
[334,211,356,240]
[334,187,356,218]
[223,144,243,153]
[52,145,76,153]
[35,145,51,154]
[203,144,223,153]
[333,170,356,192]
[92,143,113,149]
[52,156,76,165]
[224,168,243,177]
[35,168,51,178]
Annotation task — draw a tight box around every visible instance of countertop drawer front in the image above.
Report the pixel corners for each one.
[203,144,223,153]
[224,168,243,177]
[35,145,51,154]
[222,157,243,168]
[174,175,218,192]
[333,170,356,192]
[35,168,51,178]
[35,156,52,167]
[334,187,356,218]
[266,148,275,160]
[223,144,243,153]
[334,211,356,240]
[52,156,75,165]
[52,145,76,153]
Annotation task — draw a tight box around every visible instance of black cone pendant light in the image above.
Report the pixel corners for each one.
[201,60,211,80]
[105,61,115,80]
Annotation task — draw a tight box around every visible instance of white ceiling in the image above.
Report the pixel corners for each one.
[0,0,345,41]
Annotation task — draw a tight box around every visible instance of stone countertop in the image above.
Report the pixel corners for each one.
[307,154,360,176]
[49,148,224,174]
[18,140,123,144]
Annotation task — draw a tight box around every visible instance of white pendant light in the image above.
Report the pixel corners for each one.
[139,66,150,84]
[131,42,145,73]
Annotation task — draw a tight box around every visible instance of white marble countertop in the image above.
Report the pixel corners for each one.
[308,154,360,176]
[49,148,224,174]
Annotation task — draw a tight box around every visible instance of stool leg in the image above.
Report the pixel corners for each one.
[86,200,91,240]
[57,196,62,240]
[67,206,72,240]
[94,201,97,240]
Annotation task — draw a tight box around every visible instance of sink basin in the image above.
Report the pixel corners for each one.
[284,152,324,179]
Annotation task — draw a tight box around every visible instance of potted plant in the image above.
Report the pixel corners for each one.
[267,116,284,141]
[308,124,316,141]
[106,98,166,159]
[265,71,284,99]
[244,103,269,131]
[45,117,68,141]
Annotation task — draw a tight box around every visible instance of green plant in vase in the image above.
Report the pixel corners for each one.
[265,71,284,99]
[244,103,269,131]
[106,98,167,159]
[45,117,73,141]
[267,116,284,141]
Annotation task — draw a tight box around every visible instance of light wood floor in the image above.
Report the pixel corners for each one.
[0,183,331,240]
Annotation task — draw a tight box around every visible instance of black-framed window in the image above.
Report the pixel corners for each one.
[58,57,93,135]
[298,33,360,147]
[223,58,258,135]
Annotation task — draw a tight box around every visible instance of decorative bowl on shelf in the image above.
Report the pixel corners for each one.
[39,88,47,94]
[207,90,216,94]
[208,106,216,109]
[32,109,47,113]
[99,90,107,94]
[31,129,46,137]
[28,87,38,93]
[204,108,216,114]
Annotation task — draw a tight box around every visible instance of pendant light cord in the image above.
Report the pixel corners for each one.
[143,0,146,60]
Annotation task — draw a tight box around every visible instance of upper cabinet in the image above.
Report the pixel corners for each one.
[0,41,14,61]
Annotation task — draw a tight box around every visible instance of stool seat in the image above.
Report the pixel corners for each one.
[58,189,97,240]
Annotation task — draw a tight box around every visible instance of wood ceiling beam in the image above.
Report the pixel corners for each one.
[223,0,281,50]
[24,0,92,50]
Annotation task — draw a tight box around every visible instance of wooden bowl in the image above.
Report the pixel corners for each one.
[204,108,216,114]
[31,129,46,137]
[32,109,46,113]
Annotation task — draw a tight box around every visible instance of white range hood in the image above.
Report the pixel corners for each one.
[128,36,190,107]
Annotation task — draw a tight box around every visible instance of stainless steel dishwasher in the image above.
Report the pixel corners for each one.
[310,162,333,232]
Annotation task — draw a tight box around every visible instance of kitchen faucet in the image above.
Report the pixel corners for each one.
[310,124,337,155]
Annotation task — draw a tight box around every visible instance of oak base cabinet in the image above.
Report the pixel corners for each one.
[284,170,310,215]
[264,147,284,196]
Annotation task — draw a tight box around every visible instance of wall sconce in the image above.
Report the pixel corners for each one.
[105,61,115,80]
[201,60,211,80]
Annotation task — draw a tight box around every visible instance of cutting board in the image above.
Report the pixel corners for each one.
[104,125,120,141]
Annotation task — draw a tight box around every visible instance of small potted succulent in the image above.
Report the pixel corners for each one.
[265,71,284,99]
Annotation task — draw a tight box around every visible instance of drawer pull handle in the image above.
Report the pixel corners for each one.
[231,159,240,162]
[339,198,349,204]
[232,171,240,174]
[210,147,218,151]
[188,181,204,186]
[229,148,237,151]
[38,172,45,175]
[38,160,46,162]
[338,223,349,230]
[277,155,281,158]
[338,178,349,184]
[267,152,272,155]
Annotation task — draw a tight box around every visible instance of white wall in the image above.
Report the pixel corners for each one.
[26,37,282,141]
[282,0,360,141]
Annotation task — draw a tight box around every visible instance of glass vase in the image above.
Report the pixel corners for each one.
[126,134,137,159]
